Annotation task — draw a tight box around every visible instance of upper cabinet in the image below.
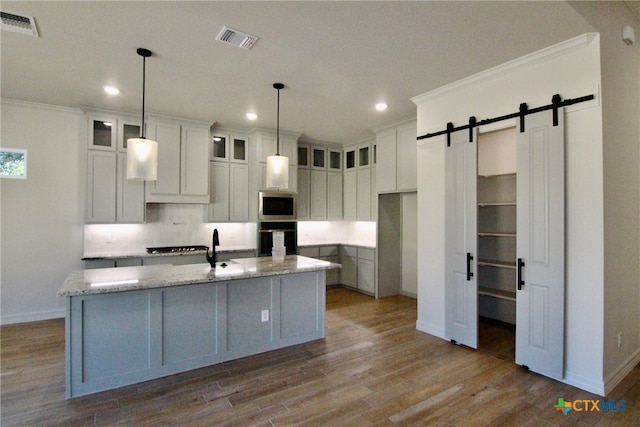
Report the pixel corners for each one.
[88,115,117,151]
[211,133,248,164]
[206,128,250,222]
[343,139,375,221]
[297,141,343,221]
[375,119,417,193]
[85,111,145,224]
[145,116,210,204]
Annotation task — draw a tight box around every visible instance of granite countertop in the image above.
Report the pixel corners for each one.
[298,242,376,249]
[82,246,256,260]
[59,255,341,297]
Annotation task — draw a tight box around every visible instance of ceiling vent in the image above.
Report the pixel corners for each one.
[1,11,39,37]
[215,26,258,50]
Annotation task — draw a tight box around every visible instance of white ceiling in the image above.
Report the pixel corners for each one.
[1,1,598,143]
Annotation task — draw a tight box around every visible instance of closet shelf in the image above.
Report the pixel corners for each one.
[478,202,516,207]
[478,232,516,237]
[478,287,516,302]
[478,172,517,179]
[478,259,516,269]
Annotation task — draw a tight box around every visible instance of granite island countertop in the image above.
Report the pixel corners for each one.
[58,255,341,297]
[82,246,256,260]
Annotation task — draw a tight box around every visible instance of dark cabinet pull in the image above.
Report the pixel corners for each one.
[466,253,474,281]
[517,258,525,290]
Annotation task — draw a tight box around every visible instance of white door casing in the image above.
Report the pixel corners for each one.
[515,110,565,379]
[445,129,478,349]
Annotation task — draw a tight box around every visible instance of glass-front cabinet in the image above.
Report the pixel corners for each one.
[89,115,116,151]
[298,145,309,168]
[211,134,247,163]
[211,134,229,161]
[231,137,247,163]
[329,150,342,171]
[312,147,326,170]
[118,120,141,152]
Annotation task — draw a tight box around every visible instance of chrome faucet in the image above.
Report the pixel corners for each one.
[206,228,220,268]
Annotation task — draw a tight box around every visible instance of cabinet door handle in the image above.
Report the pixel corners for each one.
[517,258,525,290]
[466,253,474,281]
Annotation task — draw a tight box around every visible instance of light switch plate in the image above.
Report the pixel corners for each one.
[261,309,269,322]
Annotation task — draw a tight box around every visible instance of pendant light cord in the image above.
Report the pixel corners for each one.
[136,48,153,139]
[141,54,146,139]
[276,86,280,156]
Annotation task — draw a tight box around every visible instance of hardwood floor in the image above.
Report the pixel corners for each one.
[2,288,638,426]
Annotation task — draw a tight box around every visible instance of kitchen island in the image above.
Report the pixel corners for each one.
[58,255,340,398]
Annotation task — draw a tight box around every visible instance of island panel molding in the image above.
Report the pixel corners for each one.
[60,256,337,398]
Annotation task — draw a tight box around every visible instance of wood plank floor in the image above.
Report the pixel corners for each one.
[2,288,639,426]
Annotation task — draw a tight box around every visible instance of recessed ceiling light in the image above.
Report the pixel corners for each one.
[375,102,388,111]
[103,85,120,95]
[246,112,258,120]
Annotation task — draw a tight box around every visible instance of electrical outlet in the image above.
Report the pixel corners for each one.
[617,331,622,349]
[261,309,269,323]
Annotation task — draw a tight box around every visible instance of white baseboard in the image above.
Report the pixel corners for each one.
[562,369,606,396]
[604,347,640,396]
[1,309,65,325]
[416,319,445,340]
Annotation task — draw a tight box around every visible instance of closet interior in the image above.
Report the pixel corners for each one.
[477,127,517,355]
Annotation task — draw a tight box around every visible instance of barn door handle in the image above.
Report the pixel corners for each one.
[517,258,525,290]
[466,253,474,281]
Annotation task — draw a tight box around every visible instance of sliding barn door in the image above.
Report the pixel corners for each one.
[515,110,565,379]
[445,130,478,348]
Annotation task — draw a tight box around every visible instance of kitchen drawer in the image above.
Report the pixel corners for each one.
[341,245,358,258]
[357,248,375,261]
[299,247,320,258]
[319,245,339,257]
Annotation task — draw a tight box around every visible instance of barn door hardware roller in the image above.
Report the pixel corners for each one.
[418,93,594,143]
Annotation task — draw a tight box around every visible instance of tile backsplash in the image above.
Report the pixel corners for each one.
[84,204,376,256]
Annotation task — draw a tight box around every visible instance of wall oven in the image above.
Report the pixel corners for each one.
[257,221,298,257]
[258,191,297,221]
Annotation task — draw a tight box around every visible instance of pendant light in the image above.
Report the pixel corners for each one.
[127,48,158,181]
[266,82,289,189]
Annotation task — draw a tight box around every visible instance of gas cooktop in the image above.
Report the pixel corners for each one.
[146,245,209,254]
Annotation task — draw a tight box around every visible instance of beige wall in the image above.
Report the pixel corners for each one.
[1,100,85,323]
[571,1,640,388]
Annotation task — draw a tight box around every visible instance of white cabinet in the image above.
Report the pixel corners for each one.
[339,246,358,288]
[375,119,417,193]
[299,245,340,286]
[88,115,117,151]
[146,118,210,204]
[86,151,116,223]
[206,162,230,222]
[357,168,371,220]
[86,112,145,224]
[248,129,300,220]
[206,130,249,222]
[310,170,327,219]
[229,164,249,221]
[116,153,145,222]
[339,245,376,295]
[343,141,374,221]
[327,171,343,220]
[297,142,342,221]
[180,126,210,196]
[343,171,357,220]
[297,168,310,220]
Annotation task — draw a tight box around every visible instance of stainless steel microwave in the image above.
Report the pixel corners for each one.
[258,191,297,220]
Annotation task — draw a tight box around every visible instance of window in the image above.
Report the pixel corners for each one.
[0,148,27,179]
